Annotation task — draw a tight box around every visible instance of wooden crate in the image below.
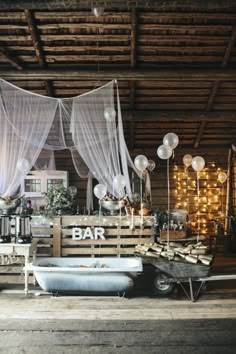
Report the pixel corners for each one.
[160,230,186,240]
[53,215,155,257]
[31,221,53,257]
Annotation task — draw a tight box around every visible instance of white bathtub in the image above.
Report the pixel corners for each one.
[26,257,143,294]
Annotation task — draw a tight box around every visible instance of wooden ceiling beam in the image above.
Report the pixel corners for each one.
[129,81,136,109]
[193,80,220,148]
[222,25,236,68]
[193,121,207,149]
[0,47,23,70]
[206,80,221,111]
[25,9,46,68]
[1,68,236,81]
[130,8,137,69]
[124,111,236,122]
[1,0,236,10]
[129,81,136,150]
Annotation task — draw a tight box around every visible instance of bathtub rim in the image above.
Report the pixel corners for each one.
[25,256,143,273]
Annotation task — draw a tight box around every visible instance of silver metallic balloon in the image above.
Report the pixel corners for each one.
[134,155,149,172]
[157,144,172,160]
[163,132,179,150]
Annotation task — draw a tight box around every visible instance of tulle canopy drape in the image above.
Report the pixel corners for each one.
[0,79,134,209]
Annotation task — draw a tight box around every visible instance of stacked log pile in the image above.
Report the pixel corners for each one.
[135,241,213,266]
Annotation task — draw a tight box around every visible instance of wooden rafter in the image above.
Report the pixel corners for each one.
[44,80,54,96]
[130,8,137,68]
[194,80,220,148]
[1,68,236,81]
[25,9,46,68]
[193,121,207,149]
[129,81,136,109]
[129,80,136,150]
[222,25,236,68]
[0,47,23,70]
[206,80,220,111]
[1,0,236,10]
[125,111,236,122]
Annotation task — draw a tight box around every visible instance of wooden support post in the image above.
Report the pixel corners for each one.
[53,217,62,257]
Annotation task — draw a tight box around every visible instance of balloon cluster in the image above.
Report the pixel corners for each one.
[157,132,179,160]
[133,155,156,174]
[93,175,126,200]
[183,154,205,172]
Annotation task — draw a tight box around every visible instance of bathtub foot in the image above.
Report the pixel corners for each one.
[117,291,127,298]
[51,291,60,297]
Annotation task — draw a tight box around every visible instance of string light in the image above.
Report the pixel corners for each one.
[173,162,225,235]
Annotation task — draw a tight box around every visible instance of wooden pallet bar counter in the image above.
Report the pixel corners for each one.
[53,215,155,257]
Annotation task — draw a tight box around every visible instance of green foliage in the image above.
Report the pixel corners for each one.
[44,183,74,216]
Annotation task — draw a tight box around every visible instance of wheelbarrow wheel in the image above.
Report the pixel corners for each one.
[153,271,175,296]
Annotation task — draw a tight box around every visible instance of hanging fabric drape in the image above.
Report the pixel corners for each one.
[0,80,58,197]
[0,79,133,206]
[70,80,132,198]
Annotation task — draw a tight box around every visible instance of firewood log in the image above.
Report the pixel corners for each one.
[198,254,213,261]
[150,245,163,253]
[185,255,198,264]
[190,248,208,255]
[199,258,211,266]
[145,251,160,258]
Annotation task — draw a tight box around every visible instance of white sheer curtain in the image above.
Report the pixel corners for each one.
[0,80,58,197]
[70,81,128,196]
[0,79,133,208]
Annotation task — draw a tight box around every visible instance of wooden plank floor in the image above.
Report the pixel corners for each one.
[0,245,236,353]
[0,294,236,353]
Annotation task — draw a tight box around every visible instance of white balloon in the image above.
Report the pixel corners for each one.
[183,154,192,168]
[104,107,116,122]
[68,185,77,197]
[134,155,149,172]
[17,158,30,174]
[113,174,126,191]
[218,171,227,184]
[163,132,179,150]
[94,184,107,200]
[157,144,172,160]
[91,7,104,17]
[191,156,205,172]
[147,159,156,172]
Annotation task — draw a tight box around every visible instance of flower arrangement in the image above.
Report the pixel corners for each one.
[44,183,74,216]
